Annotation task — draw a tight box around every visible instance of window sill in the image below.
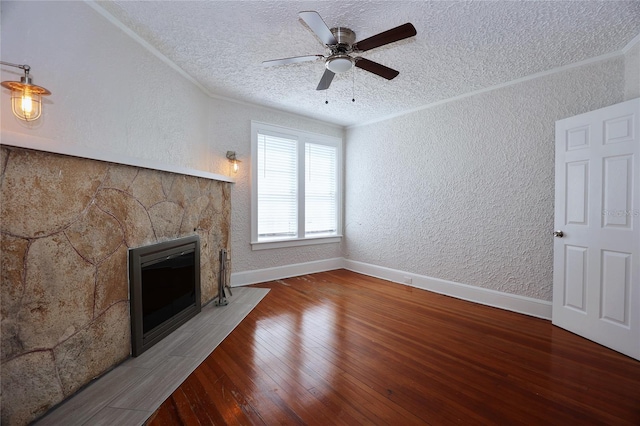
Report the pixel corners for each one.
[251,235,342,251]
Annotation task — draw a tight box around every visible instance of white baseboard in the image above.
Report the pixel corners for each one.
[230,257,344,287]
[230,257,552,320]
[343,259,552,320]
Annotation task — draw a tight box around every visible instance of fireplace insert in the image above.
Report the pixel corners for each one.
[128,235,201,356]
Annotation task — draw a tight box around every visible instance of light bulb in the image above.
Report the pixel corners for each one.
[225,151,240,173]
[21,92,33,114]
[10,89,42,121]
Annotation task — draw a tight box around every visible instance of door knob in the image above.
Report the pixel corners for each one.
[553,230,564,238]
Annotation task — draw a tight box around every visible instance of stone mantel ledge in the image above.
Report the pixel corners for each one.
[1,130,235,184]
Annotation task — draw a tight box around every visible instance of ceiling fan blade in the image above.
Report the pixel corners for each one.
[299,11,337,46]
[316,69,335,90]
[353,23,416,52]
[354,58,399,80]
[262,55,323,67]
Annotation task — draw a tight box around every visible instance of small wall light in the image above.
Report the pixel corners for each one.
[226,151,241,173]
[1,61,51,122]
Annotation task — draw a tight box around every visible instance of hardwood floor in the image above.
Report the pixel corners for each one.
[147,270,640,425]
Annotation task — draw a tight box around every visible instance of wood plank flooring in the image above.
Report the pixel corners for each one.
[147,270,640,425]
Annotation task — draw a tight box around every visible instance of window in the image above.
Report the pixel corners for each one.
[251,121,342,250]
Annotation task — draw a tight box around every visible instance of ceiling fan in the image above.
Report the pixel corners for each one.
[262,11,417,90]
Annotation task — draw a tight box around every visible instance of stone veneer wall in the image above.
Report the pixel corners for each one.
[0,146,231,425]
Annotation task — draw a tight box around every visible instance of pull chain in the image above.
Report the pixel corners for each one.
[352,67,356,103]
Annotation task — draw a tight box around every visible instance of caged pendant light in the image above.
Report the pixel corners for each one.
[1,62,51,122]
[226,151,241,173]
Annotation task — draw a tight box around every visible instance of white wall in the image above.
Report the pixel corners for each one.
[208,98,344,273]
[1,1,215,173]
[345,57,626,301]
[624,37,640,101]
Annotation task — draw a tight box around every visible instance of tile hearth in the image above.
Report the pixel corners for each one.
[34,287,269,426]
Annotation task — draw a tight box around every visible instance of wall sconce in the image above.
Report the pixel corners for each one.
[226,151,240,173]
[1,61,51,121]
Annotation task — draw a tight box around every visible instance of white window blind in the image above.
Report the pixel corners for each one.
[305,142,337,236]
[257,133,298,239]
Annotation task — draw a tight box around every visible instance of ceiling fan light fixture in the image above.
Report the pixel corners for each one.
[325,55,353,74]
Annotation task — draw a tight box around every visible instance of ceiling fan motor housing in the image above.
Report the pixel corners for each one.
[326,27,356,73]
[330,27,356,49]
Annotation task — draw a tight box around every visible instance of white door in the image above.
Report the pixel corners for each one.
[553,98,640,361]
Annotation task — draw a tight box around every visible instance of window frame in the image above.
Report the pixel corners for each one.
[251,121,343,250]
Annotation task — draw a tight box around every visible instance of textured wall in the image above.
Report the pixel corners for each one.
[625,39,640,100]
[209,99,344,273]
[0,147,230,425]
[1,1,217,173]
[344,58,625,301]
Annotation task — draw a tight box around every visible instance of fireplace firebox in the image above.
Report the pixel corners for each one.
[128,235,201,356]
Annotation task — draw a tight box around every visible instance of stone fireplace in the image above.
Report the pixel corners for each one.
[0,146,231,425]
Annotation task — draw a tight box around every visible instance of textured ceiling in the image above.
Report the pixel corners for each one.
[95,1,640,127]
